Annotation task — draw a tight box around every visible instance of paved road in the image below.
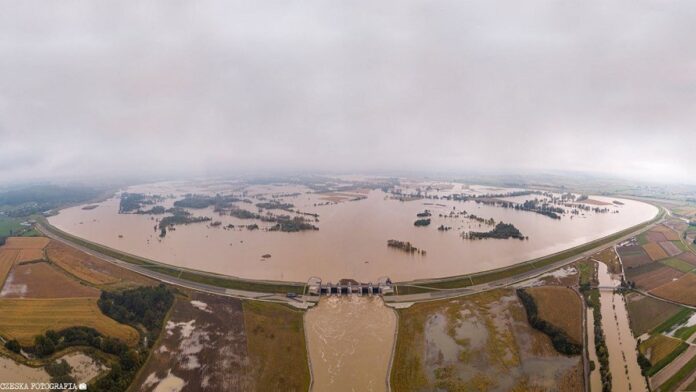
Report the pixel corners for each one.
[37,223,316,309]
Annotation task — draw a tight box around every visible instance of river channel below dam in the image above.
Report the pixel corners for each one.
[304,296,397,392]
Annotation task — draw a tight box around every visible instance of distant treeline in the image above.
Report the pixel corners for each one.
[0,184,102,217]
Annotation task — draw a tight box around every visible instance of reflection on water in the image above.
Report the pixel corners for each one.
[597,261,647,391]
[304,296,396,392]
[49,182,658,282]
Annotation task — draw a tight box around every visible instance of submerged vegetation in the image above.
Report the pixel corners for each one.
[387,239,425,255]
[464,222,526,240]
[413,218,431,227]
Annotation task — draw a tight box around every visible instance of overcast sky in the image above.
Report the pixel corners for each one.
[1,1,695,185]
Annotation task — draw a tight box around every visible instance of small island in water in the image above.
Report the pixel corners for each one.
[463,222,527,240]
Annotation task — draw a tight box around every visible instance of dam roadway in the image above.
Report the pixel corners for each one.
[35,205,663,307]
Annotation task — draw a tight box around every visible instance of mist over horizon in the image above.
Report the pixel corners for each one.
[2,1,695,185]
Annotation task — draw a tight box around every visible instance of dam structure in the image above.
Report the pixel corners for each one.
[307,277,394,296]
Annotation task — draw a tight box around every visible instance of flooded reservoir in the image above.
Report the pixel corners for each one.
[304,296,396,392]
[597,261,648,391]
[48,179,658,282]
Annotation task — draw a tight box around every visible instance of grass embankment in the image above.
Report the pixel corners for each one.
[396,208,663,294]
[242,301,310,392]
[38,218,306,294]
[0,297,139,346]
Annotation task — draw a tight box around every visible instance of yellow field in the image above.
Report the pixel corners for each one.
[652,273,696,306]
[16,249,44,263]
[46,241,119,285]
[0,297,139,346]
[643,242,669,261]
[2,237,50,250]
[527,286,583,345]
[0,249,20,287]
[640,334,683,364]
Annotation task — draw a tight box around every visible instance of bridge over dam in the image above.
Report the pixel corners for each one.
[306,277,394,296]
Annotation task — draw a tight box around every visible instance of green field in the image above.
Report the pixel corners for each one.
[242,301,310,391]
[660,257,696,273]
[0,217,23,237]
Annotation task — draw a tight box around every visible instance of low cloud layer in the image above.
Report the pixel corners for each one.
[1,1,695,184]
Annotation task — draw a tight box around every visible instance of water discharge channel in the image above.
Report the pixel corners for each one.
[304,296,397,392]
[596,261,647,391]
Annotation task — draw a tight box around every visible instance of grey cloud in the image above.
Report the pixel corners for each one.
[0,0,695,184]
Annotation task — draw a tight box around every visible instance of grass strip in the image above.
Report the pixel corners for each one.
[659,350,696,391]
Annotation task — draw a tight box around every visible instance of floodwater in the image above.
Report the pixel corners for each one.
[49,180,658,282]
[597,261,648,391]
[586,309,602,392]
[304,296,396,392]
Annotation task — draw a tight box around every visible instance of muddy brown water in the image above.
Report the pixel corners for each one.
[597,261,648,391]
[49,181,657,282]
[304,296,396,392]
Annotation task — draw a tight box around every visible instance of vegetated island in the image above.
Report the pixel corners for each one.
[387,239,426,255]
[414,218,431,227]
[462,222,527,240]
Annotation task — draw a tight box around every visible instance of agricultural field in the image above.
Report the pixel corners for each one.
[628,263,683,291]
[677,252,696,266]
[626,293,682,336]
[242,300,311,392]
[0,249,19,287]
[0,297,139,346]
[390,289,583,391]
[617,245,653,269]
[0,261,99,298]
[659,241,683,257]
[651,273,696,306]
[46,240,154,288]
[659,257,695,273]
[135,292,256,391]
[651,224,681,241]
[526,286,582,345]
[640,334,684,366]
[1,237,49,265]
[2,236,50,250]
[0,217,23,237]
[643,242,669,261]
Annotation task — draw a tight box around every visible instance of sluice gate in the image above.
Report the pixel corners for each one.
[307,277,393,296]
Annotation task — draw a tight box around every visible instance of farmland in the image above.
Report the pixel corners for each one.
[0,249,19,287]
[626,293,682,335]
[643,242,669,261]
[46,240,153,288]
[390,289,583,391]
[652,273,696,306]
[134,292,256,391]
[526,286,582,345]
[242,301,310,392]
[0,297,139,346]
[0,262,99,298]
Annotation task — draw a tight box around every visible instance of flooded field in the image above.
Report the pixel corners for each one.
[49,179,657,282]
[134,292,253,392]
[597,262,648,391]
[391,289,583,391]
[304,296,396,392]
